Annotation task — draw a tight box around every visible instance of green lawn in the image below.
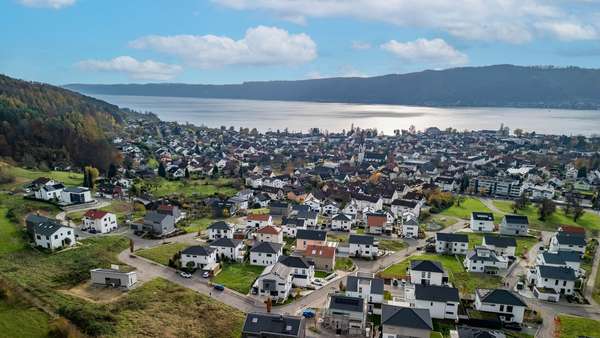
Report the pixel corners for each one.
[0,165,83,190]
[0,300,50,338]
[379,253,502,295]
[335,257,355,271]
[182,218,213,233]
[378,239,407,251]
[66,200,145,224]
[212,263,264,294]
[136,242,189,266]
[328,233,349,243]
[440,197,503,222]
[465,232,539,256]
[141,177,238,198]
[558,315,600,338]
[315,270,333,279]
[493,200,600,232]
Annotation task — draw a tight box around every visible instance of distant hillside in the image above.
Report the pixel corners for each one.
[0,74,124,170]
[66,65,600,109]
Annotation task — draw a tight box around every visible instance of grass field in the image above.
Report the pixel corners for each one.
[0,300,50,338]
[315,270,333,279]
[379,253,502,295]
[465,232,539,256]
[378,239,407,251]
[493,200,600,232]
[182,218,214,233]
[67,200,145,224]
[335,257,355,271]
[328,232,349,243]
[136,242,189,266]
[558,315,600,338]
[440,197,501,221]
[142,177,238,198]
[212,263,264,294]
[0,164,83,190]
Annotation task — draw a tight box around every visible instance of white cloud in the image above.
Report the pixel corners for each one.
[129,26,317,68]
[535,21,598,40]
[214,0,599,43]
[18,0,75,9]
[351,41,371,50]
[77,56,182,81]
[381,38,468,66]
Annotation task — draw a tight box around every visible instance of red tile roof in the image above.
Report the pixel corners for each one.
[247,214,271,221]
[83,209,108,220]
[305,244,335,258]
[367,214,386,227]
[559,225,585,234]
[256,225,281,235]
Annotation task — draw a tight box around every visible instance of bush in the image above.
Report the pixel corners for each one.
[48,318,82,338]
[58,303,116,336]
[0,167,15,184]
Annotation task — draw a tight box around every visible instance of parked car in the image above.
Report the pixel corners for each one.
[202,271,210,278]
[302,309,316,318]
[213,284,225,291]
[179,271,192,278]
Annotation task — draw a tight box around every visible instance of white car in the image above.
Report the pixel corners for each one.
[179,271,192,278]
[202,271,210,278]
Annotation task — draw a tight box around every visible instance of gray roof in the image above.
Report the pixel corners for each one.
[251,241,282,254]
[541,251,581,265]
[456,326,505,338]
[410,260,444,273]
[381,305,433,330]
[181,245,215,256]
[436,232,469,243]
[554,233,586,246]
[414,284,459,302]
[538,265,577,281]
[63,187,89,193]
[472,212,494,221]
[210,237,241,248]
[332,213,352,221]
[328,295,364,313]
[467,247,500,262]
[278,255,311,269]
[242,313,304,337]
[207,221,232,230]
[144,211,171,223]
[296,229,326,241]
[26,214,69,236]
[503,215,529,225]
[349,234,375,245]
[476,289,527,307]
[346,276,384,295]
[483,235,517,248]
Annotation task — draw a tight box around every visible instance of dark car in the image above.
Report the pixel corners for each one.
[213,284,225,291]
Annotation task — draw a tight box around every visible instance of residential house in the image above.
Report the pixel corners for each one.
[33,183,64,201]
[241,313,305,338]
[60,187,93,205]
[343,201,358,216]
[323,295,367,336]
[281,217,306,238]
[304,245,336,272]
[453,326,506,338]
[549,232,586,254]
[133,211,176,236]
[331,213,354,231]
[296,229,327,251]
[391,199,422,218]
[366,213,387,235]
[246,213,273,228]
[475,289,527,323]
[500,215,529,236]
[27,215,76,250]
[381,305,433,338]
[346,274,385,314]
[252,262,293,301]
[82,210,117,233]
[207,221,234,240]
[180,246,218,271]
[322,201,340,216]
[250,242,283,266]
[348,235,379,259]
[156,203,184,222]
[210,237,244,262]
[482,235,517,257]
[470,212,495,232]
[536,251,582,275]
[279,255,314,287]
[464,246,509,274]
[529,265,576,298]
[270,201,291,217]
[255,225,284,244]
[435,232,469,255]
[409,260,447,286]
[408,284,460,320]
[402,217,419,239]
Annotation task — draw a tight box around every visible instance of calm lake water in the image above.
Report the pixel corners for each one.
[94,94,600,136]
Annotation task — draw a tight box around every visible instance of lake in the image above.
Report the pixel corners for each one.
[94,94,600,136]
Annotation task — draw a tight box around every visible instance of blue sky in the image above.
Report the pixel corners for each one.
[3,0,600,85]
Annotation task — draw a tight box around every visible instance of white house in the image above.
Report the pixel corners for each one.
[407,284,460,320]
[482,235,517,257]
[207,221,234,240]
[34,183,64,201]
[536,251,582,275]
[331,213,354,231]
[246,214,273,228]
[209,238,244,262]
[549,232,586,254]
[475,289,527,323]
[32,222,76,250]
[346,274,385,315]
[252,262,293,301]
[279,256,314,287]
[60,187,93,205]
[348,235,379,259]
[255,225,284,244]
[391,199,422,219]
[343,201,358,216]
[180,246,218,270]
[281,218,306,238]
[322,201,340,216]
[500,215,529,236]
[435,232,469,255]
[381,305,433,338]
[82,210,117,233]
[470,212,495,232]
[250,242,283,266]
[409,260,446,286]
[464,246,509,274]
[528,265,577,298]
[402,217,419,239]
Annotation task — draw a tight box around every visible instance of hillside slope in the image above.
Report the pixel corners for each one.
[0,74,123,170]
[66,65,600,109]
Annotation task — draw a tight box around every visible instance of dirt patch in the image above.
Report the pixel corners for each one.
[60,281,130,303]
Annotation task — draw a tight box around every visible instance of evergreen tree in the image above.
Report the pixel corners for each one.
[158,162,166,178]
[108,163,117,178]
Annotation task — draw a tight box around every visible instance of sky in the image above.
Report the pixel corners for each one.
[3,0,600,85]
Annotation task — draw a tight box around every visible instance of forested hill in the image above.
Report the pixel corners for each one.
[67,65,600,109]
[0,74,124,170]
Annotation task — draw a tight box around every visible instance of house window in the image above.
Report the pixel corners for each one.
[507,306,513,312]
